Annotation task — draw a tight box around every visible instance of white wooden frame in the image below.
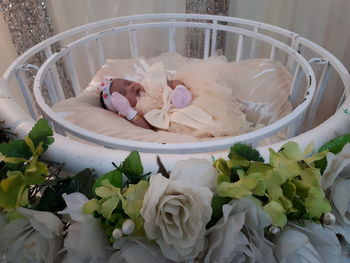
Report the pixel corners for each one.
[0,14,348,175]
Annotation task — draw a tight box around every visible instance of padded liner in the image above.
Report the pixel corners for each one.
[52,53,292,144]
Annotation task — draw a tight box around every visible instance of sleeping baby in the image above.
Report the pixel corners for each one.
[100,61,249,138]
[100,77,192,130]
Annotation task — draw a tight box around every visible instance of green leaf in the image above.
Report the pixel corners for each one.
[101,195,120,219]
[121,180,149,229]
[281,181,296,200]
[120,151,144,180]
[217,181,251,199]
[316,134,350,173]
[35,178,76,213]
[214,159,231,183]
[0,140,31,159]
[83,199,99,214]
[229,143,264,162]
[24,157,47,185]
[0,171,27,209]
[72,168,96,199]
[279,141,305,161]
[304,187,331,219]
[28,118,54,151]
[93,169,122,193]
[264,201,287,227]
[207,195,231,228]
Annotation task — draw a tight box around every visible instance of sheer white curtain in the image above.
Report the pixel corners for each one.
[46,0,185,87]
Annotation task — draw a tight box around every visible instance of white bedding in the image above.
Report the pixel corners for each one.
[52,52,292,144]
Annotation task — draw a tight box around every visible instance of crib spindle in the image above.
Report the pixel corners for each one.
[85,42,97,80]
[44,47,65,101]
[64,53,81,96]
[96,38,106,68]
[129,28,139,58]
[203,28,211,59]
[15,70,37,119]
[236,35,244,61]
[287,115,304,138]
[305,61,332,130]
[337,90,347,110]
[210,20,218,56]
[249,27,259,59]
[287,38,300,72]
[270,46,276,60]
[289,64,304,106]
[44,73,58,105]
[168,19,176,52]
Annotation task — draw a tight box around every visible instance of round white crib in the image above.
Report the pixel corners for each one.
[0,14,349,175]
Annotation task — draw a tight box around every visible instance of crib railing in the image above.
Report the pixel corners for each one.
[2,14,349,156]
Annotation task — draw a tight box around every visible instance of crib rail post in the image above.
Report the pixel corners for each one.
[289,64,304,106]
[236,34,244,61]
[96,38,106,68]
[305,59,332,130]
[249,27,259,59]
[210,20,218,56]
[129,22,139,58]
[203,28,211,59]
[168,19,176,52]
[14,67,37,119]
[44,47,65,101]
[64,53,81,96]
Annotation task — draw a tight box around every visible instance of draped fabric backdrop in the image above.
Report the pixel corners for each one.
[0,0,349,119]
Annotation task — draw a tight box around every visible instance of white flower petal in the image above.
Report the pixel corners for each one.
[203,198,276,263]
[58,193,89,222]
[17,207,64,239]
[321,143,350,190]
[141,173,213,262]
[170,158,218,189]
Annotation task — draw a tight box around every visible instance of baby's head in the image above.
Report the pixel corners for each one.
[100,78,144,110]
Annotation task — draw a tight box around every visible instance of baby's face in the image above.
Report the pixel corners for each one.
[110,78,144,107]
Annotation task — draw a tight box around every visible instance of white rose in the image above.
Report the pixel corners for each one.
[203,198,276,263]
[59,193,111,263]
[170,158,218,190]
[0,207,64,263]
[275,222,341,263]
[140,173,213,261]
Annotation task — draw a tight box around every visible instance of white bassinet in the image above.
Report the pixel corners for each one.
[0,14,349,175]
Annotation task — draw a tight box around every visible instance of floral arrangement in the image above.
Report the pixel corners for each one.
[0,119,350,263]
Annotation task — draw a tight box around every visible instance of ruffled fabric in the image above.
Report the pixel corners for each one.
[136,59,249,138]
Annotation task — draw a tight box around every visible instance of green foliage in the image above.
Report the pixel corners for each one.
[315,133,350,173]
[36,178,76,213]
[0,119,54,210]
[216,142,331,227]
[36,168,96,213]
[93,169,122,192]
[119,151,144,184]
[28,118,54,151]
[207,195,231,228]
[229,143,264,162]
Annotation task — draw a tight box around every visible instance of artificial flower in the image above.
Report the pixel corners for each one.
[169,158,218,190]
[140,173,213,262]
[59,193,111,263]
[110,237,174,263]
[275,222,341,263]
[320,144,350,244]
[0,207,64,263]
[321,143,350,190]
[202,198,276,263]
